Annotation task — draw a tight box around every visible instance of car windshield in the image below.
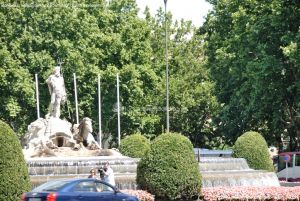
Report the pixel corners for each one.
[32,180,70,192]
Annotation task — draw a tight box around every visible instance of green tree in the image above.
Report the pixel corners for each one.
[200,0,300,150]
[0,47,35,137]
[0,0,160,143]
[168,29,220,148]
[0,0,217,149]
[143,7,221,147]
[0,120,31,200]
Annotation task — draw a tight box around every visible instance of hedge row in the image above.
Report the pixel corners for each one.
[0,120,31,200]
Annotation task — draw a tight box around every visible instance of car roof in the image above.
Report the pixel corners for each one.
[54,178,99,182]
[40,178,103,186]
[32,178,107,192]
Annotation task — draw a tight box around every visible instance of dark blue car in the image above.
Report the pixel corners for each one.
[21,178,139,201]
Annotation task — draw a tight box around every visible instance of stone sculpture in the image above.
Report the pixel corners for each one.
[73,117,101,150]
[23,65,103,157]
[46,66,66,118]
[23,116,101,157]
[24,118,48,150]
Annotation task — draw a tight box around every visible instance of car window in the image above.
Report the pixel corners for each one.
[32,180,70,192]
[95,181,114,192]
[71,181,115,193]
[73,181,96,192]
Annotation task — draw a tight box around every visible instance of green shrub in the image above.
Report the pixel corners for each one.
[0,120,31,200]
[120,133,150,158]
[137,132,201,201]
[232,131,274,172]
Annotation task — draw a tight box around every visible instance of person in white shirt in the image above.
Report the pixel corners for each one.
[88,168,97,178]
[101,161,115,187]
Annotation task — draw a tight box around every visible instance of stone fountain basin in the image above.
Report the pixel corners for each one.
[201,170,280,187]
[26,156,280,189]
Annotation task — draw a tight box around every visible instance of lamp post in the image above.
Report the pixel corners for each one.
[164,0,170,133]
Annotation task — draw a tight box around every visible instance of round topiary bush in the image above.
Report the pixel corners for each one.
[120,133,150,158]
[137,132,201,201]
[232,131,274,172]
[0,120,31,200]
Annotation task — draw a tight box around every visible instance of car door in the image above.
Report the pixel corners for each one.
[71,181,98,201]
[94,181,118,201]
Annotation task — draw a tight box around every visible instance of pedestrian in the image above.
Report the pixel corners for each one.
[101,161,115,186]
[88,168,97,178]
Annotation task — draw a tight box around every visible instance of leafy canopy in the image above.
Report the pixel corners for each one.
[200,0,300,150]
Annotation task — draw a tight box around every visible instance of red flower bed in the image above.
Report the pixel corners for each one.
[202,186,300,201]
[121,189,155,201]
[122,187,300,201]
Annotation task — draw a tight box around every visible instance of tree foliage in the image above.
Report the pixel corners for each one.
[0,120,31,200]
[143,7,221,147]
[0,0,159,142]
[200,0,300,150]
[0,0,218,148]
[0,47,35,137]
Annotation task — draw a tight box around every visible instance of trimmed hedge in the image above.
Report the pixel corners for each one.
[0,120,31,200]
[232,131,274,172]
[120,133,150,158]
[137,133,202,200]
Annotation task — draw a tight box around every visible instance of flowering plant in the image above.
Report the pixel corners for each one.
[122,186,300,201]
[202,186,300,201]
[121,189,154,201]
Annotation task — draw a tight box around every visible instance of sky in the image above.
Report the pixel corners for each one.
[135,0,212,27]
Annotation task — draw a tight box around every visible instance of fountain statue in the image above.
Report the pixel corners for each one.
[73,117,101,150]
[22,64,136,189]
[23,65,120,158]
[46,66,66,118]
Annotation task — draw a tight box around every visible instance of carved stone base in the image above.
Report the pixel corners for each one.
[23,116,105,158]
[23,147,122,158]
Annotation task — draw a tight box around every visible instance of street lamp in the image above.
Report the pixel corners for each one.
[164,0,170,133]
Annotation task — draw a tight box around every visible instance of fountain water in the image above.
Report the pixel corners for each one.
[200,157,280,187]
[27,156,138,189]
[27,155,280,189]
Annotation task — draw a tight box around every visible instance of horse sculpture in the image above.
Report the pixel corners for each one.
[73,117,100,150]
[24,118,48,149]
